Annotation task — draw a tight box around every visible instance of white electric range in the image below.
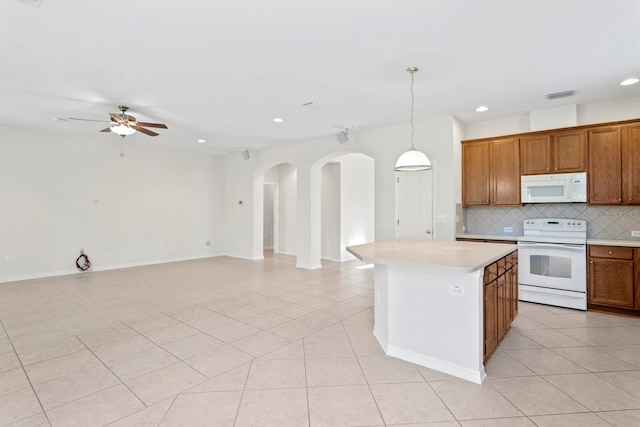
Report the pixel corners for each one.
[517,218,587,310]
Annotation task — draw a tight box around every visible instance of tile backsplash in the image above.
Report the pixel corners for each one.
[464,204,640,239]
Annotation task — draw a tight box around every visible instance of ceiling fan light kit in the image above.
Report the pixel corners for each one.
[395,67,432,172]
[110,123,136,136]
[67,105,168,139]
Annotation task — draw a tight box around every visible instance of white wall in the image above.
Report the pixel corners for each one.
[338,154,375,261]
[226,115,460,268]
[465,96,640,140]
[321,163,340,261]
[278,164,297,255]
[0,125,225,282]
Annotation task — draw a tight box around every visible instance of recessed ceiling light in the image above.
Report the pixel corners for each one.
[273,117,284,123]
[475,106,489,112]
[197,139,206,144]
[620,78,639,86]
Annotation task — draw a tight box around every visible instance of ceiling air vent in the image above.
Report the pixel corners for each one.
[16,0,43,7]
[302,101,327,110]
[546,90,576,100]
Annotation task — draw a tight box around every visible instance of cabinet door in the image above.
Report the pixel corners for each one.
[492,137,521,205]
[554,130,587,173]
[624,124,640,205]
[497,274,507,341]
[521,135,551,175]
[462,141,491,205]
[511,263,518,320]
[588,126,623,204]
[588,257,634,308]
[484,281,498,360]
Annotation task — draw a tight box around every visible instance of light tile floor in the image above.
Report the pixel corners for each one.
[1,253,640,426]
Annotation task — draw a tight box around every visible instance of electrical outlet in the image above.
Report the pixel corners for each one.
[632,230,640,237]
[449,285,465,296]
[504,226,513,233]
[437,215,446,224]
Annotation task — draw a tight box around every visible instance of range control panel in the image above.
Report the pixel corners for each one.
[523,218,586,232]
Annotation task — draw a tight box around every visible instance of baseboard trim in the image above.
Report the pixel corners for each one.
[0,253,224,284]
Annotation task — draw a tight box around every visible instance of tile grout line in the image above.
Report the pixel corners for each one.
[74,333,148,409]
[0,317,53,426]
[231,357,254,427]
[342,319,388,425]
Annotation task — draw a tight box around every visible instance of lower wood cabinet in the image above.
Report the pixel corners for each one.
[483,250,518,362]
[588,245,640,315]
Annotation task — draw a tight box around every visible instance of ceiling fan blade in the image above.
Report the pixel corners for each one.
[133,125,159,137]
[68,117,113,123]
[109,113,124,123]
[99,127,112,133]
[136,122,168,129]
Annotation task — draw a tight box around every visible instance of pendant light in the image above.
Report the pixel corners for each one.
[395,67,432,172]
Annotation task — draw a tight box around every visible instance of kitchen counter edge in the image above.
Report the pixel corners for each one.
[587,239,640,248]
[347,239,517,273]
[456,233,521,242]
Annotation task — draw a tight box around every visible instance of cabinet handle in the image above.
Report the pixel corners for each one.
[619,199,622,202]
[546,168,550,171]
[590,260,594,264]
[608,251,613,255]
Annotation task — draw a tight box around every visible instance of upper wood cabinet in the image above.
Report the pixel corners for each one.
[462,140,491,205]
[589,123,640,205]
[492,138,521,205]
[462,117,640,207]
[462,137,520,206]
[520,130,586,175]
[624,123,640,204]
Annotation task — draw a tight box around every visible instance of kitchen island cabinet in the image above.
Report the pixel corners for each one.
[347,239,517,384]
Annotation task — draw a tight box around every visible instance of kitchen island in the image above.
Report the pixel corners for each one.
[347,239,517,384]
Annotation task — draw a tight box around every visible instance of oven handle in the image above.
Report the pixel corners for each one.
[520,286,586,298]
[517,242,586,251]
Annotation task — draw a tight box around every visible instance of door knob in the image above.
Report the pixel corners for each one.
[426,230,432,234]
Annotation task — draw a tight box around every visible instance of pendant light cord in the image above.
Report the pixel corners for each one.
[409,68,416,150]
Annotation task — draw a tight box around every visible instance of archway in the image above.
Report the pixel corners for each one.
[252,163,297,261]
[301,152,375,268]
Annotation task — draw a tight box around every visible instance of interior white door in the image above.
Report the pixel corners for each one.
[263,184,275,249]
[395,170,434,239]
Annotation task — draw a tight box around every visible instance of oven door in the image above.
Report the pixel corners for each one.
[517,241,586,292]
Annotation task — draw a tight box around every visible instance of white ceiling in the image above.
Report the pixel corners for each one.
[2,0,640,155]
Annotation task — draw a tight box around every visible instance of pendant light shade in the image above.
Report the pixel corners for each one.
[395,67,432,172]
[395,148,432,171]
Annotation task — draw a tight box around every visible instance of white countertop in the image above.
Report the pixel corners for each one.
[587,239,640,248]
[347,239,517,273]
[456,233,521,241]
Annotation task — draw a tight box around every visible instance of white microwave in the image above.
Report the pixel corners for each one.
[521,172,587,203]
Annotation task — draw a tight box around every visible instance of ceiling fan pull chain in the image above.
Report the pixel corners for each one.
[120,136,125,158]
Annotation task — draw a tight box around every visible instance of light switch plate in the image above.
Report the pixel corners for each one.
[632,230,640,237]
[504,226,513,233]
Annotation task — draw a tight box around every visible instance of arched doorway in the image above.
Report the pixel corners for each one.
[252,163,297,260]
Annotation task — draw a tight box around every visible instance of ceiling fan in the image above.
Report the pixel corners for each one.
[67,105,168,137]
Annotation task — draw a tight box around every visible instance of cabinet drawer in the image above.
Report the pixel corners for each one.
[497,257,507,275]
[484,262,498,284]
[589,246,634,260]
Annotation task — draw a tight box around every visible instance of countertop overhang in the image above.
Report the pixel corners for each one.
[347,239,517,273]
